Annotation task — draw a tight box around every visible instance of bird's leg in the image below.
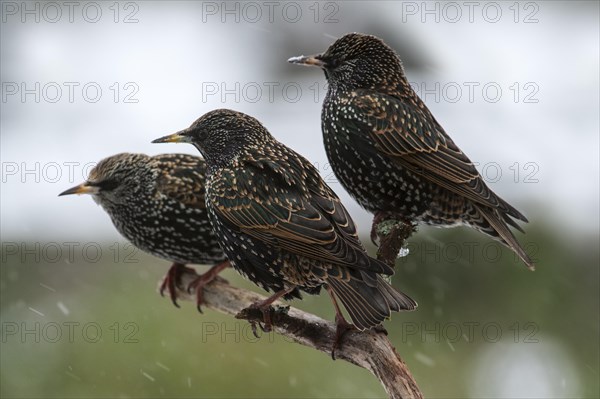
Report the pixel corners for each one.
[186,260,230,313]
[326,286,356,360]
[246,285,296,336]
[160,262,195,308]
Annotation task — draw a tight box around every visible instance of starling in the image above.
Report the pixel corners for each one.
[288,33,534,269]
[59,153,229,309]
[152,109,416,352]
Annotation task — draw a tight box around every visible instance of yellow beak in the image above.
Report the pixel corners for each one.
[58,183,99,196]
[152,129,192,144]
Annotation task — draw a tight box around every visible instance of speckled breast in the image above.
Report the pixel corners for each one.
[322,101,435,219]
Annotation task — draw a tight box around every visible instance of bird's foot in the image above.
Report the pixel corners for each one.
[331,313,356,360]
[186,261,230,313]
[248,319,269,339]
[246,300,275,335]
[160,263,195,308]
[370,211,417,246]
[370,211,393,246]
[370,224,379,246]
[241,287,296,338]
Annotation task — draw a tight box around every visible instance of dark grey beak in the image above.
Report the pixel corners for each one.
[287,55,326,68]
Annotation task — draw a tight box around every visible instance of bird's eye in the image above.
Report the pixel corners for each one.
[91,179,120,191]
[322,56,340,69]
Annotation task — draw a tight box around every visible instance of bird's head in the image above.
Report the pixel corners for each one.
[59,153,150,206]
[288,33,405,92]
[152,109,271,168]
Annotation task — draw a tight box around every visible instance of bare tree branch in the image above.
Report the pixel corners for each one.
[170,270,423,399]
[374,216,416,268]
[165,216,421,398]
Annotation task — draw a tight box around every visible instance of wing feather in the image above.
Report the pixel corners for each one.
[154,154,208,209]
[209,153,393,275]
[342,90,526,220]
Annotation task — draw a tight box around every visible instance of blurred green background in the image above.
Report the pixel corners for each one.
[2,222,598,398]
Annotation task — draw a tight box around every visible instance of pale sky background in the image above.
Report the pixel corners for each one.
[1,1,598,241]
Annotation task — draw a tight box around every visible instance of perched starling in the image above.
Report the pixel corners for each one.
[152,109,416,351]
[289,33,534,269]
[59,153,229,309]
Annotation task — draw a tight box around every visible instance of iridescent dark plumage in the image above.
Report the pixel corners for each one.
[289,33,533,269]
[152,109,416,348]
[59,153,228,308]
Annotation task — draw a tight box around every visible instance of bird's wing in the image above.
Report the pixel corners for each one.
[340,90,523,217]
[153,154,207,209]
[209,153,393,275]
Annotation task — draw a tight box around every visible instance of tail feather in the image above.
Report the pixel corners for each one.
[328,278,386,329]
[475,205,534,270]
[376,276,418,312]
[327,272,417,330]
[501,211,526,233]
[498,197,529,223]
